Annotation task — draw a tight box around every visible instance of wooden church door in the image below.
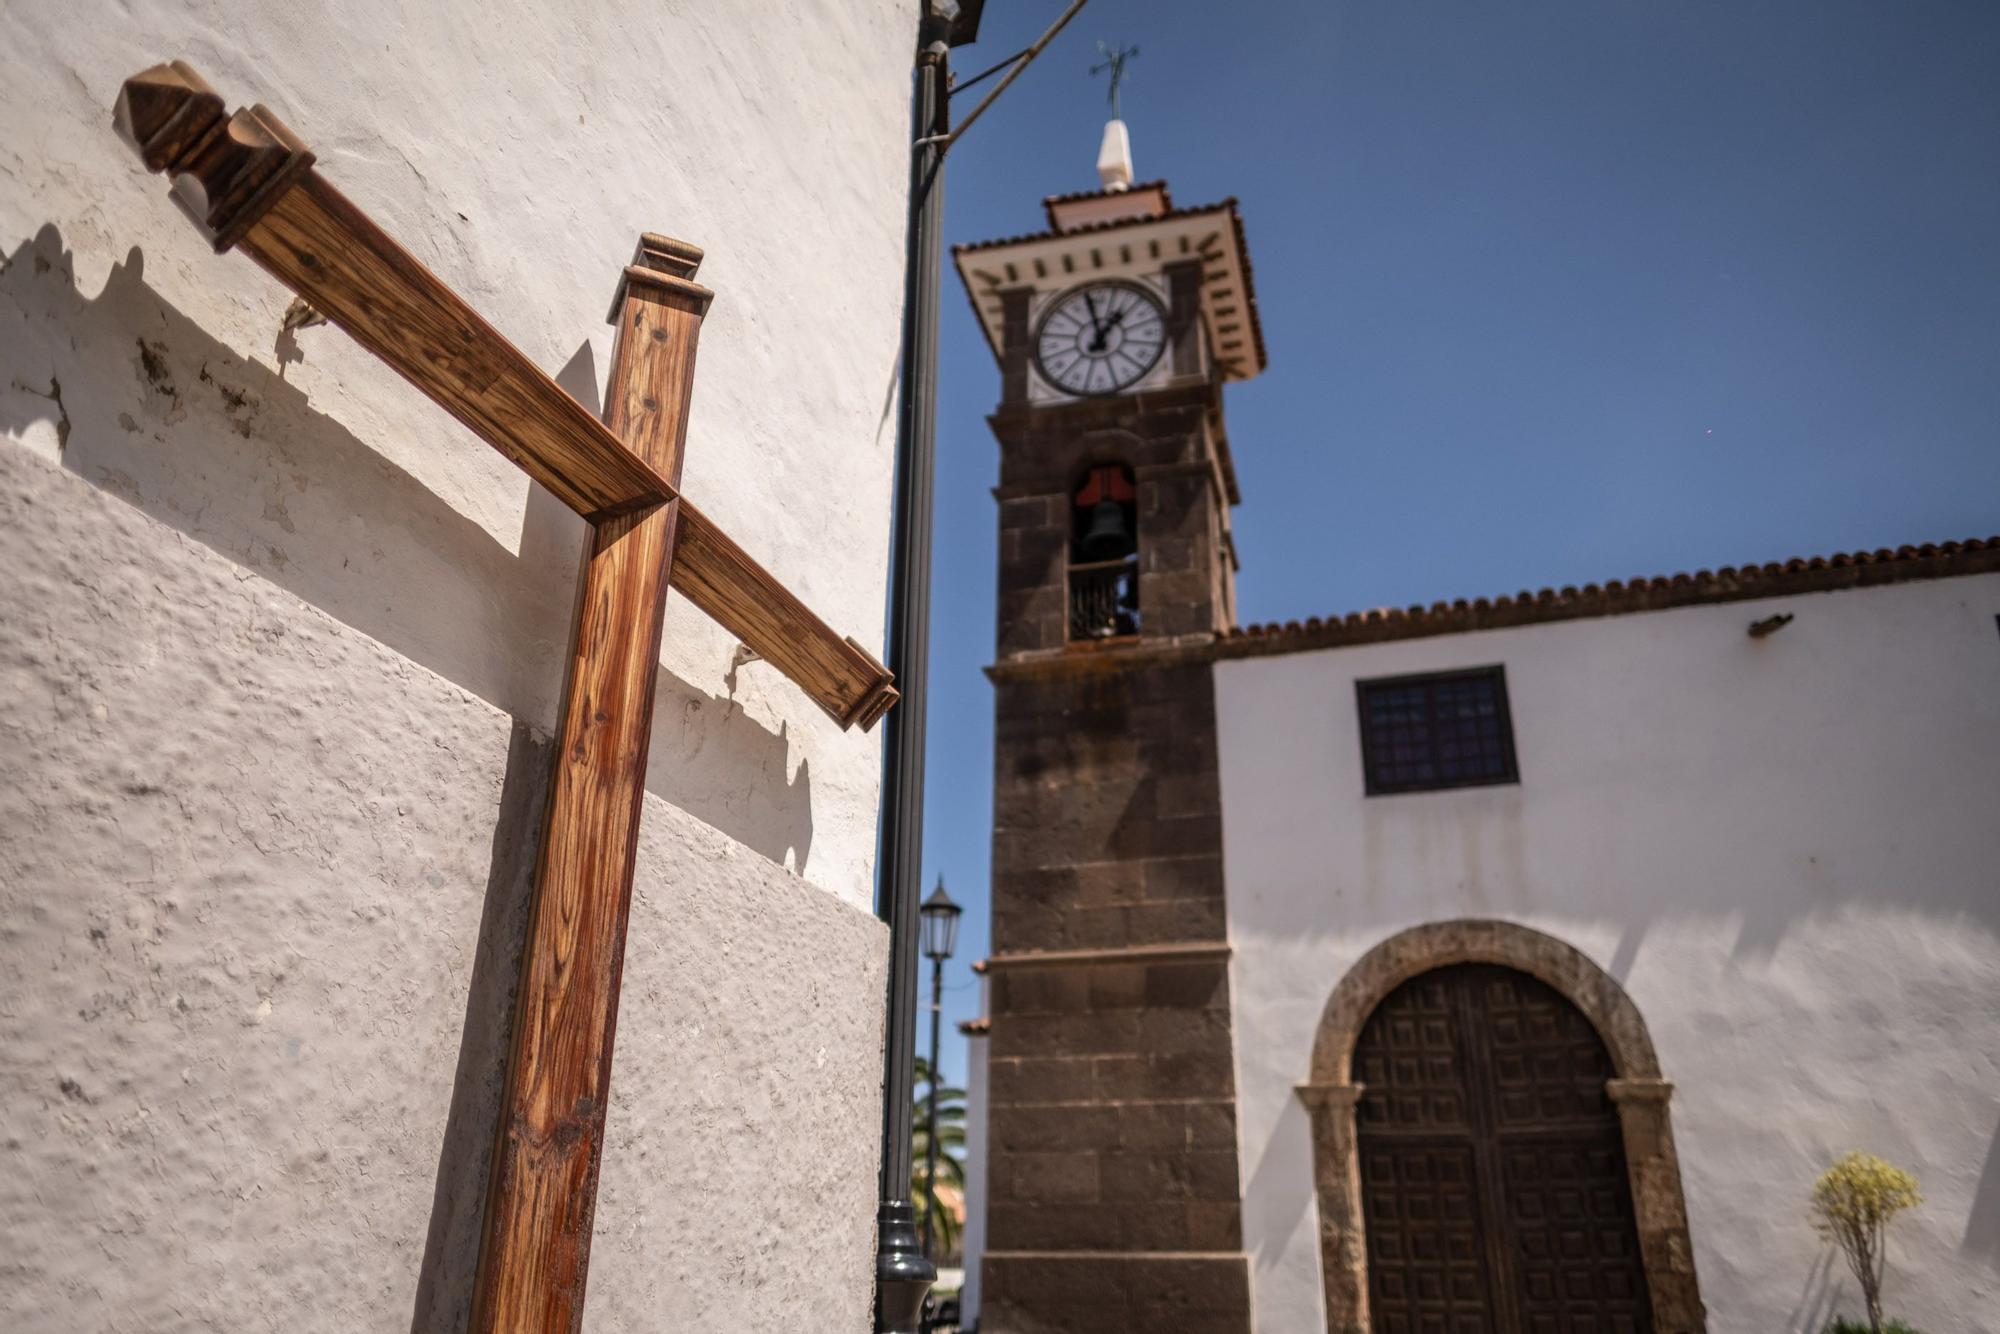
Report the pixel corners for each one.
[1353,964,1653,1334]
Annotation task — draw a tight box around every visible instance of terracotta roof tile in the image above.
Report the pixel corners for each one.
[1040,179,1174,227]
[953,195,1235,256]
[1220,538,2000,655]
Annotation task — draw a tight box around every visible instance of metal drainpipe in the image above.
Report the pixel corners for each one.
[873,16,951,1334]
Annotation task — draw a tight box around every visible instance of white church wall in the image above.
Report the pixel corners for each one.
[0,1,914,1328]
[1215,573,2000,1333]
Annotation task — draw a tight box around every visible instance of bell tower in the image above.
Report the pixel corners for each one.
[956,167,1260,655]
[954,118,1265,1333]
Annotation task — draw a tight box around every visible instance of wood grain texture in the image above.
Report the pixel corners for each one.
[239,173,678,521]
[673,500,898,731]
[113,61,227,175]
[468,259,709,1334]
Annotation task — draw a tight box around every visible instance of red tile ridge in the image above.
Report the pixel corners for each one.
[1221,536,2000,652]
[1041,178,1174,214]
[953,195,1240,257]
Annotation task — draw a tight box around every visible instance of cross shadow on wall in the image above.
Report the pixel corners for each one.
[0,223,816,1329]
[0,223,813,871]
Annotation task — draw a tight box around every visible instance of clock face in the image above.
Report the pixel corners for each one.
[1034,282,1168,396]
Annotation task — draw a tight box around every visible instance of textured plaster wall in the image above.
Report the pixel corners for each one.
[0,1,913,1329]
[0,451,892,1329]
[1214,575,2000,1334]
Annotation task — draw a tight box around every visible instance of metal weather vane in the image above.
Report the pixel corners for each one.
[1091,40,1139,120]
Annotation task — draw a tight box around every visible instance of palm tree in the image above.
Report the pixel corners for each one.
[912,1056,968,1262]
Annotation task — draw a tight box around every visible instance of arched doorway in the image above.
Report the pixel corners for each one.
[1354,964,1649,1332]
[1297,920,1705,1333]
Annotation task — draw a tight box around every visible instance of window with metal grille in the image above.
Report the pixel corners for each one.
[1356,666,1519,795]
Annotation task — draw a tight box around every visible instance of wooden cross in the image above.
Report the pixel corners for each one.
[112,62,899,1332]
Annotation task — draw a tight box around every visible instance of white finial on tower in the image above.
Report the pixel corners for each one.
[1091,41,1139,193]
[1097,119,1133,192]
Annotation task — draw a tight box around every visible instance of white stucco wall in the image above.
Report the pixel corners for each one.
[1215,574,2000,1334]
[0,1,914,1328]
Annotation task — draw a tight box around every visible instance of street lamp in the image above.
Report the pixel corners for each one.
[876,3,1088,1327]
[918,875,963,1261]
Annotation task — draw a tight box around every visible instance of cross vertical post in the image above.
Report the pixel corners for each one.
[469,238,711,1332]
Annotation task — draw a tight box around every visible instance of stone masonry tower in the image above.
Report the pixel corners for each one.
[953,150,1267,1331]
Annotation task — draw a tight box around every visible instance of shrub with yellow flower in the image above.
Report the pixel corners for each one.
[1810,1151,1922,1334]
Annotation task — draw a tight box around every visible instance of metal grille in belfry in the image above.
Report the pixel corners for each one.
[1066,557,1139,639]
[1355,964,1653,1334]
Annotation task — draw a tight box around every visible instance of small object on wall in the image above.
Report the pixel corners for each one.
[279,296,327,334]
[1747,612,1794,639]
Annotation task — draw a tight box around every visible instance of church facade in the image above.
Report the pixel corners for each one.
[955,160,2000,1333]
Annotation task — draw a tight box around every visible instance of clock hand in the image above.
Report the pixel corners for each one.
[1083,292,1108,349]
[1088,307,1127,354]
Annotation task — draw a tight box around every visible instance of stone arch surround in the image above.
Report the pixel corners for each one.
[1295,920,1706,1333]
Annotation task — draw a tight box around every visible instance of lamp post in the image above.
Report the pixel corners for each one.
[873,6,974,1326]
[876,3,1088,1327]
[918,876,963,1261]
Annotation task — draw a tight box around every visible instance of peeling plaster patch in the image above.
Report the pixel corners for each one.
[200,364,250,411]
[93,466,141,505]
[7,375,67,454]
[199,363,259,438]
[262,496,297,534]
[133,337,186,424]
[136,338,173,394]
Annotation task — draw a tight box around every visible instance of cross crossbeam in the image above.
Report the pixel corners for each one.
[110,60,900,1331]
[114,60,898,733]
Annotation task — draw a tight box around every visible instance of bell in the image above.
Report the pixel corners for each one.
[1079,499,1134,561]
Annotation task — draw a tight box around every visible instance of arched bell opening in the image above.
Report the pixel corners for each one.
[1067,462,1139,640]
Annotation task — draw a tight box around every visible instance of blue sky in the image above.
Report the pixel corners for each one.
[916,0,2000,1086]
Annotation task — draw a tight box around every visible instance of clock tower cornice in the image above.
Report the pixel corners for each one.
[952,187,1267,384]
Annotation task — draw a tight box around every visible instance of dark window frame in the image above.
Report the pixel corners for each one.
[1355,665,1520,797]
